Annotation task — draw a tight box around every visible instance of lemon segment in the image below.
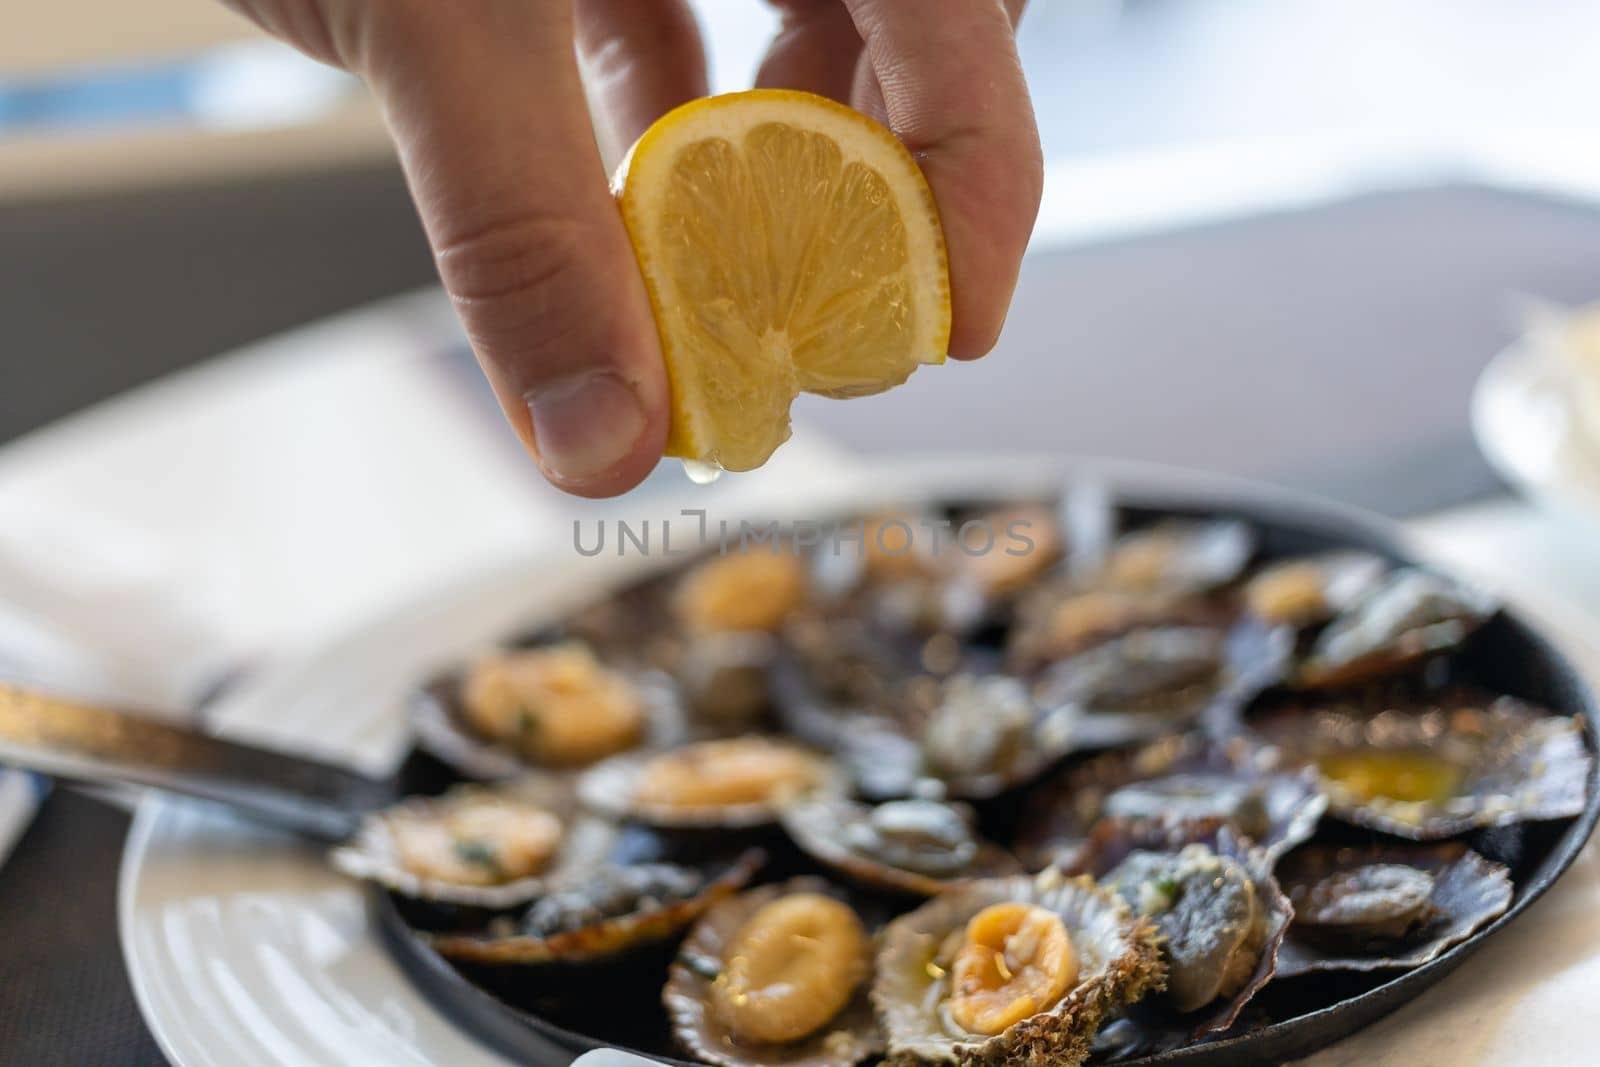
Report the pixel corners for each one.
[615,90,950,472]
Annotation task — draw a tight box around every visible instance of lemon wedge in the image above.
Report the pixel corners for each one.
[614,89,951,472]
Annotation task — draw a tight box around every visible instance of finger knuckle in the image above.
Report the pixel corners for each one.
[579,5,699,78]
[435,214,606,369]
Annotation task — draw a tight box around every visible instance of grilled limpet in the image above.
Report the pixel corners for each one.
[872,870,1164,1066]
[1292,567,1495,688]
[1084,519,1254,596]
[579,736,847,829]
[1243,552,1385,629]
[665,878,882,1067]
[675,631,777,733]
[1275,842,1513,976]
[1015,733,1326,870]
[1077,821,1289,1034]
[782,798,1021,897]
[459,643,647,766]
[676,551,809,634]
[954,504,1063,599]
[1008,587,1225,670]
[429,849,762,967]
[330,780,615,910]
[908,673,1077,799]
[410,641,685,780]
[1246,692,1590,839]
[1034,620,1286,748]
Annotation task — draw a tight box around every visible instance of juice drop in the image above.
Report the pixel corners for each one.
[682,458,724,485]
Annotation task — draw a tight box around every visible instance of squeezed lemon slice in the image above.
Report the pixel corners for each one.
[614,89,951,472]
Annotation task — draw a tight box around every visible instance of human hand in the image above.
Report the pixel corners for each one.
[223,1,1041,496]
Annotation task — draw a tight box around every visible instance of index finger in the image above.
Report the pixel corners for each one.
[842,0,1042,360]
[358,1,671,497]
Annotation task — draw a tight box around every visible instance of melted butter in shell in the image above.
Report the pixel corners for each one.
[1316,749,1466,805]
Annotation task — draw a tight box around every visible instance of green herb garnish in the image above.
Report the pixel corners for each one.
[454,839,503,876]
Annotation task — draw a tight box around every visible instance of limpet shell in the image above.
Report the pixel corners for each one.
[329,779,614,910]
[1016,733,1326,870]
[782,798,1022,897]
[871,871,1165,1066]
[1275,842,1513,976]
[1063,820,1290,1038]
[410,654,686,781]
[428,849,762,967]
[664,878,883,1067]
[1246,693,1590,839]
[578,737,849,829]
[1291,568,1496,689]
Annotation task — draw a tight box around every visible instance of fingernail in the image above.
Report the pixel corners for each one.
[525,371,646,484]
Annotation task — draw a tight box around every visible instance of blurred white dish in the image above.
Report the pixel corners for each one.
[1473,305,1600,530]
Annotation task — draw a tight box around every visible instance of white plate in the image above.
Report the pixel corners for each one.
[118,554,559,1067]
[1473,339,1600,532]
[118,457,1600,1067]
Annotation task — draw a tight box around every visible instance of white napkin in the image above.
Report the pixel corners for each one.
[0,497,242,863]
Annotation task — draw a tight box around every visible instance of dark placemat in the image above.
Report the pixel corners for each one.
[0,789,167,1067]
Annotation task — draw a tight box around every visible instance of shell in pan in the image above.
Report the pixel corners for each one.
[664,878,883,1067]
[789,606,926,689]
[782,797,1022,897]
[1242,552,1387,629]
[842,672,1078,801]
[1291,567,1496,688]
[1031,620,1288,748]
[1066,820,1290,1036]
[1016,733,1327,871]
[1000,517,1254,673]
[410,642,686,780]
[772,651,1078,801]
[427,849,763,966]
[329,779,617,909]
[871,870,1164,1067]
[940,504,1066,615]
[913,673,1078,798]
[1275,841,1513,975]
[674,630,779,734]
[1038,625,1226,715]
[1245,691,1590,839]
[578,736,848,829]
[811,505,1064,639]
[807,512,950,636]
[675,551,810,635]
[1079,519,1255,597]
[773,614,922,749]
[1007,586,1229,671]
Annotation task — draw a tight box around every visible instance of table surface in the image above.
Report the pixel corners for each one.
[4,213,1600,1065]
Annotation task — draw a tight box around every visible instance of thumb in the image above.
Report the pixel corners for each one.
[352,1,669,496]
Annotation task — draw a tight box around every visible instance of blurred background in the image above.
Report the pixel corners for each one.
[6,0,1600,515]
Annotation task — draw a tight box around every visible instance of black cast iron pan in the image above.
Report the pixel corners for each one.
[371,467,1600,1067]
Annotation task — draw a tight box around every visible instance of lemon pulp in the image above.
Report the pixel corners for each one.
[617,90,949,473]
